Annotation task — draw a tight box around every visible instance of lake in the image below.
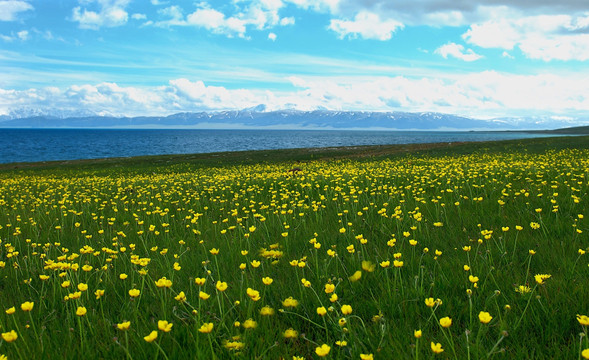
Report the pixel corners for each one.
[0,128,561,164]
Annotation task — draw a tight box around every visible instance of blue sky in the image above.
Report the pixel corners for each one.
[1,0,589,123]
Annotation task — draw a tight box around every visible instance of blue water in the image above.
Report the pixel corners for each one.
[0,129,561,164]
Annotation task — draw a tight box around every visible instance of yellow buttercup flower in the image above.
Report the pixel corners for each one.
[144,330,158,342]
[582,349,589,360]
[317,306,327,316]
[260,306,275,316]
[76,306,87,316]
[341,304,352,315]
[198,323,214,333]
[324,283,335,294]
[216,281,228,292]
[262,276,273,285]
[117,321,131,331]
[360,354,374,360]
[128,289,140,298]
[425,298,436,307]
[577,314,589,326]
[349,270,362,282]
[5,307,15,315]
[158,320,173,332]
[21,301,34,312]
[431,342,444,354]
[362,260,375,272]
[315,344,331,357]
[242,318,257,329]
[282,297,299,308]
[439,316,452,328]
[1,330,18,343]
[479,311,493,324]
[414,329,422,338]
[246,288,261,301]
[283,328,298,338]
[199,291,210,300]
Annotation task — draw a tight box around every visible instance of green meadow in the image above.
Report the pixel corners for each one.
[0,135,588,359]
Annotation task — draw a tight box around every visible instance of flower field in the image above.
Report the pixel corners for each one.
[0,139,588,359]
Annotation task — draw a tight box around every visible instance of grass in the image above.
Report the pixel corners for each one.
[0,135,588,359]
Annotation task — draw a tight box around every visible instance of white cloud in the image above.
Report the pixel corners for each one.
[131,13,146,20]
[3,71,589,119]
[71,0,130,29]
[16,30,28,40]
[268,32,277,40]
[280,16,295,25]
[435,42,482,61]
[0,0,33,21]
[463,13,589,61]
[328,11,404,40]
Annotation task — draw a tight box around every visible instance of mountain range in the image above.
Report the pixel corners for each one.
[0,108,586,130]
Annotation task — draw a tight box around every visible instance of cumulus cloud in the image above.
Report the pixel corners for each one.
[463,13,589,61]
[328,11,404,40]
[268,32,277,40]
[155,1,298,37]
[435,42,482,61]
[71,0,130,29]
[0,0,33,21]
[2,72,589,119]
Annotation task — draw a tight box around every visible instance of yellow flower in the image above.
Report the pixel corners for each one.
[349,270,362,282]
[301,278,311,287]
[439,317,452,328]
[242,318,257,329]
[199,291,210,300]
[315,344,331,357]
[119,273,128,280]
[158,320,173,332]
[76,306,87,316]
[262,277,273,285]
[1,330,18,343]
[129,289,141,298]
[330,293,338,303]
[577,314,589,326]
[282,297,299,308]
[463,265,470,271]
[336,340,348,347]
[216,281,228,292]
[317,307,327,316]
[414,329,422,338]
[425,298,436,307]
[61,280,71,288]
[341,304,352,315]
[194,277,206,286]
[362,260,375,272]
[246,288,261,301]
[155,277,172,288]
[469,275,479,283]
[534,274,551,285]
[582,349,589,360]
[95,289,105,299]
[198,323,214,333]
[360,354,374,360]
[251,260,261,268]
[393,260,404,268]
[324,283,335,294]
[117,321,131,331]
[409,239,418,246]
[174,291,186,302]
[380,260,390,268]
[431,342,444,354]
[5,306,15,315]
[144,330,158,342]
[39,274,50,280]
[479,311,493,324]
[283,328,298,338]
[78,283,88,291]
[260,306,275,316]
[21,301,34,312]
[209,248,219,255]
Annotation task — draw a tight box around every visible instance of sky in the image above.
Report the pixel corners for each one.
[1,0,589,123]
